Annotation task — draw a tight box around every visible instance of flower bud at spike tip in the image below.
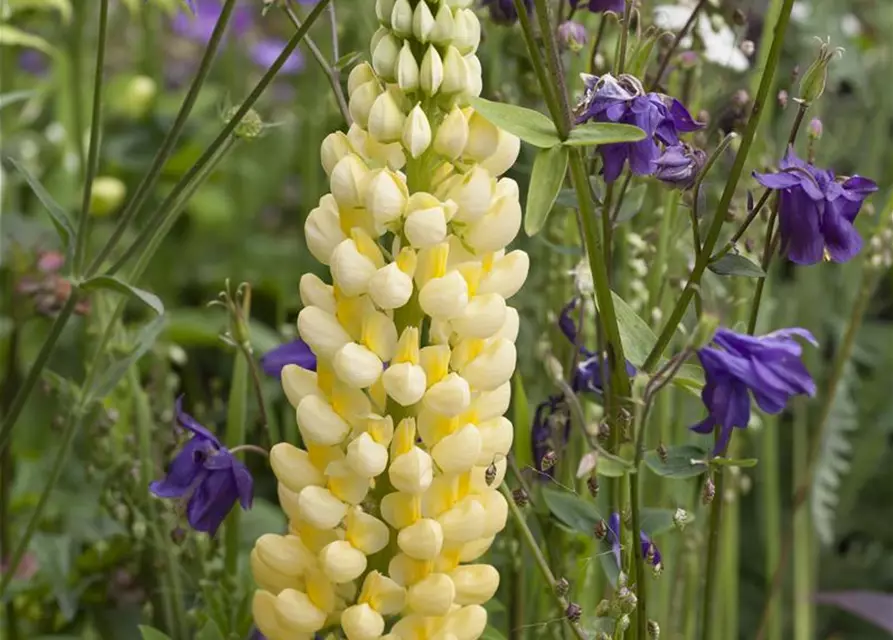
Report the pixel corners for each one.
[403,104,432,159]
[798,40,843,104]
[396,41,420,92]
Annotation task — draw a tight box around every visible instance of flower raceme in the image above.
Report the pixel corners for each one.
[251,3,527,639]
[690,328,817,454]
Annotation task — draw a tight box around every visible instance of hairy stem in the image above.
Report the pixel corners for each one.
[649,0,708,90]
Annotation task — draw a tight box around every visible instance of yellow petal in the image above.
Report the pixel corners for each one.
[253,589,294,640]
[437,497,486,544]
[326,460,372,505]
[380,491,422,530]
[382,362,427,406]
[368,262,414,310]
[320,540,368,584]
[255,534,316,578]
[390,417,418,457]
[346,507,390,555]
[298,306,351,360]
[358,571,406,615]
[423,373,471,417]
[419,271,469,319]
[300,273,337,314]
[407,573,455,616]
[459,338,516,392]
[341,603,386,640]
[443,604,488,640]
[476,417,513,466]
[334,342,384,389]
[346,432,389,478]
[270,443,325,494]
[397,518,444,560]
[297,395,351,446]
[389,447,434,494]
[388,552,433,587]
[450,565,499,606]
[477,250,528,299]
[361,311,399,361]
[251,548,303,595]
[459,536,494,563]
[281,364,321,409]
[297,486,347,530]
[275,589,327,634]
[450,294,507,339]
[432,424,482,473]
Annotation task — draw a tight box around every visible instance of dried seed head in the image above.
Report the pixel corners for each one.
[555,577,570,597]
[657,443,669,463]
[673,508,691,530]
[565,602,582,623]
[597,422,611,441]
[595,599,612,617]
[732,8,747,26]
[586,474,600,498]
[777,90,789,108]
[541,450,558,471]
[703,477,716,505]
[648,620,661,638]
[617,614,631,632]
[619,589,638,614]
[594,519,608,540]
[512,488,529,508]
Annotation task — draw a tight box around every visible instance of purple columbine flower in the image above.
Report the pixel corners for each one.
[691,328,817,455]
[150,397,253,535]
[260,339,317,377]
[654,143,706,190]
[753,147,877,265]
[559,297,636,393]
[481,0,532,24]
[607,513,662,571]
[575,74,701,183]
[570,0,625,12]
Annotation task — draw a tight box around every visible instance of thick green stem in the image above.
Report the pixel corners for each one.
[792,403,811,640]
[73,0,109,275]
[761,416,783,640]
[224,350,250,576]
[105,0,332,276]
[128,369,189,640]
[86,0,241,276]
[643,0,796,374]
[1,291,20,640]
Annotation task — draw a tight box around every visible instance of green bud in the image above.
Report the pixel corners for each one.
[798,39,844,104]
[225,107,265,140]
[89,176,126,217]
[690,312,720,350]
[121,75,157,119]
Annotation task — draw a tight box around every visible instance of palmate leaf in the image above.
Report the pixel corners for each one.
[812,360,859,546]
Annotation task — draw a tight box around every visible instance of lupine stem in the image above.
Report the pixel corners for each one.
[649,0,708,90]
[105,0,332,276]
[73,0,109,275]
[283,1,350,126]
[86,0,240,276]
[224,349,250,577]
[128,368,189,640]
[643,0,795,374]
[500,483,588,640]
[0,293,20,640]
[511,0,563,125]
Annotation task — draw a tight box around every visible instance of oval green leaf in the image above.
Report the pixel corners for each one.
[139,627,173,640]
[708,253,766,278]
[564,122,646,147]
[524,145,569,236]
[592,290,657,368]
[8,158,75,256]
[644,444,710,479]
[468,97,561,148]
[542,486,603,534]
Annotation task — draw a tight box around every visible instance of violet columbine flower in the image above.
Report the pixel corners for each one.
[654,143,706,189]
[558,21,588,52]
[559,297,636,393]
[570,0,625,12]
[150,397,253,535]
[481,0,532,24]
[260,339,317,377]
[608,513,662,571]
[753,147,877,265]
[691,328,817,455]
[575,74,701,183]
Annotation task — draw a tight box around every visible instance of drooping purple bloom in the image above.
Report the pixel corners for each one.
[607,513,662,570]
[150,397,253,535]
[575,74,701,183]
[690,328,817,455]
[481,0,532,24]
[250,38,305,75]
[171,0,253,42]
[570,0,625,12]
[558,21,588,52]
[559,297,636,393]
[654,144,706,189]
[260,339,317,377]
[753,147,877,265]
[532,395,570,473]
[815,591,893,634]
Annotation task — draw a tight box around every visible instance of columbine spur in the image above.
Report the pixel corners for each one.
[754,147,877,265]
[260,339,317,377]
[690,328,817,454]
[150,397,253,535]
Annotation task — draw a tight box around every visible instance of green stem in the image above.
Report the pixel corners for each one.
[73,0,110,275]
[761,416,783,640]
[0,295,78,454]
[0,288,20,640]
[224,350,250,576]
[499,483,588,640]
[614,0,633,74]
[531,0,572,129]
[86,0,241,276]
[104,0,332,276]
[69,3,86,172]
[648,0,708,90]
[712,188,772,260]
[646,191,678,325]
[511,0,563,125]
[284,1,350,126]
[128,368,189,640]
[792,402,811,640]
[642,0,796,374]
[0,413,82,596]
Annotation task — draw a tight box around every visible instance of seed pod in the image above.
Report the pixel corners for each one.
[565,602,582,623]
[485,462,498,486]
[703,477,716,505]
[512,488,529,508]
[594,520,608,540]
[541,450,557,471]
[586,475,599,498]
[555,577,569,597]
[648,620,661,638]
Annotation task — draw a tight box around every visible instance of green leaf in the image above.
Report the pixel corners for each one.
[481,626,508,640]
[644,444,709,479]
[542,486,603,533]
[86,315,166,402]
[163,309,282,354]
[6,0,72,21]
[195,620,226,640]
[468,97,561,148]
[597,454,635,478]
[672,364,705,395]
[713,457,759,468]
[138,627,173,640]
[335,52,363,70]
[0,89,37,112]
[7,158,75,255]
[564,122,646,147]
[511,372,532,469]
[0,25,55,54]
[708,253,766,278]
[640,508,688,536]
[592,291,657,368]
[524,145,568,236]
[80,276,164,315]
[614,184,648,224]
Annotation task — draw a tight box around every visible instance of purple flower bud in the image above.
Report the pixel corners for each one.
[558,21,588,52]
[569,0,625,12]
[482,0,532,24]
[808,117,823,139]
[654,144,706,190]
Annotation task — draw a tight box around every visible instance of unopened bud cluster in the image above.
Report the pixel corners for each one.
[251,2,527,638]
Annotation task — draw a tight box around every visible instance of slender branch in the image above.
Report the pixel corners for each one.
[713,188,772,259]
[86,0,240,276]
[649,0,708,91]
[642,0,796,374]
[588,14,609,74]
[527,0,572,131]
[691,132,739,258]
[284,1,350,126]
[499,482,588,640]
[614,0,634,74]
[327,1,339,61]
[73,0,110,275]
[106,0,333,276]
